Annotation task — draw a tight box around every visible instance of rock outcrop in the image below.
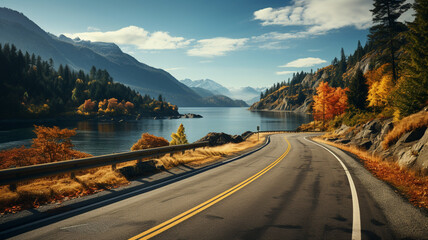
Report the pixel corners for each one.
[325,112,428,175]
[196,131,253,146]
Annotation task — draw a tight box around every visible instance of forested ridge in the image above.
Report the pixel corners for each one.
[252,0,427,124]
[0,43,178,119]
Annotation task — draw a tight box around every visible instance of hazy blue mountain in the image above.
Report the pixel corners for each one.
[181,79,231,96]
[230,86,266,104]
[189,87,216,98]
[181,78,265,105]
[203,95,248,107]
[0,7,203,106]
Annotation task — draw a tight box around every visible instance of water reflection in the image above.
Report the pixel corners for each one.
[0,108,312,156]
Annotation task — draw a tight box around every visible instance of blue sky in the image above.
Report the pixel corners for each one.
[0,0,414,88]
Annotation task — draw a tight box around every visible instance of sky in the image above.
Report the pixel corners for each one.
[0,0,415,88]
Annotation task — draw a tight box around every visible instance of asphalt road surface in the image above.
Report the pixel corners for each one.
[3,133,427,240]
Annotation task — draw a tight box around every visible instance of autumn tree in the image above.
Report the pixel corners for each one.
[313,81,348,126]
[347,69,369,110]
[77,99,97,115]
[393,0,428,117]
[31,125,77,163]
[131,133,169,151]
[368,74,394,108]
[170,123,188,145]
[368,0,411,82]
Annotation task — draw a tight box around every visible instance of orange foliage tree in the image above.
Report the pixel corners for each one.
[32,125,77,163]
[313,81,348,124]
[131,133,169,151]
[0,126,90,169]
[77,99,97,115]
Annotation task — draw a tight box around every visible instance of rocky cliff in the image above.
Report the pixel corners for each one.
[324,108,428,175]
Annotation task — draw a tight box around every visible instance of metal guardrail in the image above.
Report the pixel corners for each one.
[0,141,209,187]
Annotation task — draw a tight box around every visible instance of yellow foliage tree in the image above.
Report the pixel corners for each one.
[170,123,188,145]
[368,75,394,107]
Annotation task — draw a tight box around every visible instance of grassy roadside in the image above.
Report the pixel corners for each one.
[313,137,428,210]
[0,133,268,214]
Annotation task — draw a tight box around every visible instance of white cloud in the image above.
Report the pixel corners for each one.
[254,0,373,33]
[87,26,100,32]
[254,0,415,39]
[187,37,248,57]
[64,26,193,50]
[259,41,290,50]
[279,57,326,68]
[276,71,296,75]
[252,31,316,42]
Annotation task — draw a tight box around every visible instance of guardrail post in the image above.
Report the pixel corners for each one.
[70,172,76,180]
[112,163,117,170]
[9,183,17,192]
[138,158,142,164]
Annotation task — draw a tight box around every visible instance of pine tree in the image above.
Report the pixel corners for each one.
[348,69,369,110]
[170,123,188,145]
[368,0,411,82]
[393,0,428,117]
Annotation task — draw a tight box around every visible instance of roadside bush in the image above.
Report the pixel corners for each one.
[131,133,169,151]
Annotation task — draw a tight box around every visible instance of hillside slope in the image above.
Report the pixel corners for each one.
[0,7,203,106]
[250,46,373,113]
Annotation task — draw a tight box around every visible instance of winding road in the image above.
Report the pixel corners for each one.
[2,133,427,239]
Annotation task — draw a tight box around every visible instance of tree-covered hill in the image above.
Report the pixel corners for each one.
[0,7,204,107]
[0,43,178,119]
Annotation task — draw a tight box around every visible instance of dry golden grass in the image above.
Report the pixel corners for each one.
[158,133,267,168]
[314,137,428,209]
[0,133,267,214]
[0,167,129,214]
[382,111,428,149]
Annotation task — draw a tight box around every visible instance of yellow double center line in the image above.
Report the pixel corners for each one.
[129,137,291,240]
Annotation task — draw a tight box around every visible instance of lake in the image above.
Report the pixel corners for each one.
[0,107,312,156]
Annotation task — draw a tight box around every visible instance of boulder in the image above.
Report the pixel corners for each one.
[196,132,244,146]
[415,143,428,175]
[334,124,350,136]
[397,150,417,169]
[241,131,253,140]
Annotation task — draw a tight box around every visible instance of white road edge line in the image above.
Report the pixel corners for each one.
[304,136,361,240]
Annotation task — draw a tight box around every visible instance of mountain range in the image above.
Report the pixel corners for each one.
[0,8,209,107]
[181,79,265,105]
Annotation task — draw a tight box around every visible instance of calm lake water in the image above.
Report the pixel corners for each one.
[0,107,312,156]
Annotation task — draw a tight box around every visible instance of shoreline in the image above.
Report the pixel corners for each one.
[0,113,202,126]
[248,108,312,114]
